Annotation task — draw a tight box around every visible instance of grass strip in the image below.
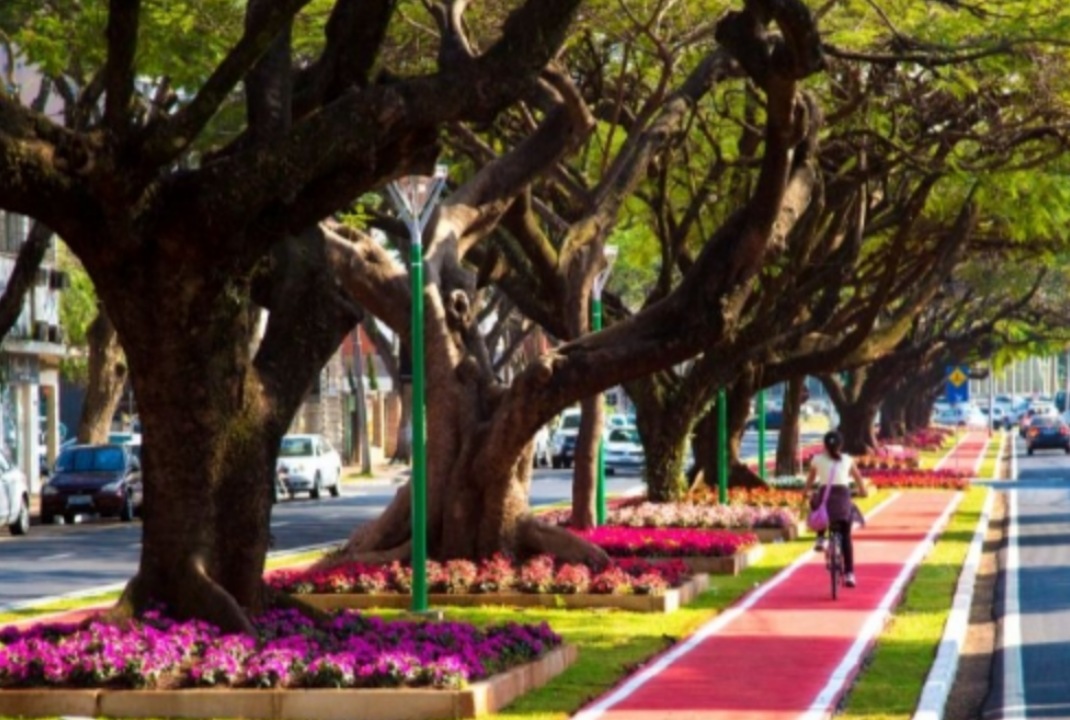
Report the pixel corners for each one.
[837,485,988,720]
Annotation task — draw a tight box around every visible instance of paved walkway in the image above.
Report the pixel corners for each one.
[574,432,992,720]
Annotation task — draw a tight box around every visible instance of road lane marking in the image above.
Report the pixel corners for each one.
[38,553,73,562]
[1001,488,1027,718]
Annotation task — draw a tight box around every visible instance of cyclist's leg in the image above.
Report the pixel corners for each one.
[837,519,854,573]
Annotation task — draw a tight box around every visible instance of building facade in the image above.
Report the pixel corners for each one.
[0,211,68,494]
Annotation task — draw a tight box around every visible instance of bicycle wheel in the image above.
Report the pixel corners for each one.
[829,532,841,600]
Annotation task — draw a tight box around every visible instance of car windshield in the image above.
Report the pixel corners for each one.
[559,414,582,430]
[608,428,639,443]
[56,446,126,473]
[1031,417,1058,428]
[280,437,314,457]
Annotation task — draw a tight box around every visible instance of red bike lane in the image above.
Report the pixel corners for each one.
[572,490,963,720]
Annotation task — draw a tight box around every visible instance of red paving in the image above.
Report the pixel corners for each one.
[574,489,970,720]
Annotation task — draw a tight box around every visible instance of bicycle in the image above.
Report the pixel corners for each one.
[825,527,846,600]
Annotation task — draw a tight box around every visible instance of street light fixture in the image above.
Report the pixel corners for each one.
[592,244,619,526]
[388,164,448,614]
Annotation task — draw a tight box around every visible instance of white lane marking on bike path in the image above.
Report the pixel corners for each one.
[913,430,1005,720]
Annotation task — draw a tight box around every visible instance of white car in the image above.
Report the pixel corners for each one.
[0,449,30,535]
[277,434,342,500]
[603,426,645,475]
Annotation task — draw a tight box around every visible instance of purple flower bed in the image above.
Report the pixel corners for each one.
[267,555,692,597]
[0,608,560,691]
[572,527,758,558]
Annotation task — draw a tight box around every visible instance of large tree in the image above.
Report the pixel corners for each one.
[0,0,824,632]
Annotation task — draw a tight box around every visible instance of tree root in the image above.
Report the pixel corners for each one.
[517,515,610,569]
[314,540,412,570]
[262,584,333,624]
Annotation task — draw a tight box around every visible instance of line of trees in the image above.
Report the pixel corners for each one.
[3,0,1070,631]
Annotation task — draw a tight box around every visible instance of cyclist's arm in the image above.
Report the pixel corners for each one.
[804,463,818,493]
[849,463,869,498]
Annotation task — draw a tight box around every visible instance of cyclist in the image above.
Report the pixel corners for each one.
[805,430,869,587]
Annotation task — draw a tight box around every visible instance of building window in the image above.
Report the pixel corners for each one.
[1,212,27,254]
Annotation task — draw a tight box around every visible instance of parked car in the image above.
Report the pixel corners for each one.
[1025,416,1070,455]
[0,450,29,535]
[277,434,342,499]
[746,408,783,430]
[603,427,644,475]
[532,426,552,468]
[551,408,582,469]
[40,444,142,524]
[108,431,142,460]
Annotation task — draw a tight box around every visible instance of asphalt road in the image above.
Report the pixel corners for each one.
[984,433,1070,719]
[0,468,642,611]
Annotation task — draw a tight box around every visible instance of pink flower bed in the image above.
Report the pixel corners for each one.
[571,527,758,558]
[863,468,969,490]
[0,608,560,690]
[541,500,798,530]
[268,555,692,597]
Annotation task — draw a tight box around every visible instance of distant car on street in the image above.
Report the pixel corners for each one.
[603,427,644,475]
[1025,416,1070,455]
[0,450,29,536]
[277,434,342,499]
[41,444,142,524]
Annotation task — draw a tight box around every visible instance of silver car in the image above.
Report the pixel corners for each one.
[0,449,30,535]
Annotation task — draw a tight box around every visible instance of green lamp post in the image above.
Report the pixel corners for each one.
[592,244,619,526]
[388,165,448,613]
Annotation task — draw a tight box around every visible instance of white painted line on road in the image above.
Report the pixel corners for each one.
[0,542,340,616]
[0,582,127,615]
[272,521,290,527]
[1010,429,1018,481]
[1001,488,1027,719]
[38,553,73,562]
[934,430,975,473]
[913,487,994,720]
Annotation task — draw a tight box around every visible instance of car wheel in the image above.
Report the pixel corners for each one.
[9,496,29,536]
[552,458,562,469]
[329,471,341,497]
[606,468,616,476]
[42,512,56,525]
[310,472,322,500]
[119,493,134,522]
[1028,447,1034,456]
[63,512,77,525]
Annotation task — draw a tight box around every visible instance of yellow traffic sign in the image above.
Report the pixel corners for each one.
[948,367,968,387]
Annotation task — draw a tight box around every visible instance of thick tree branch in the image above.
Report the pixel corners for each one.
[140,0,312,166]
[103,0,141,133]
[0,221,53,338]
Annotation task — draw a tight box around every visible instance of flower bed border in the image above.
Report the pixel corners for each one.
[673,544,764,575]
[0,645,576,720]
[297,574,710,614]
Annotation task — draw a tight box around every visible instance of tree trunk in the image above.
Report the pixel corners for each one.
[110,285,277,634]
[775,377,804,476]
[838,399,880,455]
[77,311,126,444]
[392,384,413,464]
[570,395,602,529]
[879,389,907,440]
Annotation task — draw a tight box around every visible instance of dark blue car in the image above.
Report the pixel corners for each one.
[1025,416,1070,455]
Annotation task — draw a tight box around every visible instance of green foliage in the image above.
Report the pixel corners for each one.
[56,242,95,383]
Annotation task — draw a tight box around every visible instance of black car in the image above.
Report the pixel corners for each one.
[40,444,143,524]
[1025,416,1070,455]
